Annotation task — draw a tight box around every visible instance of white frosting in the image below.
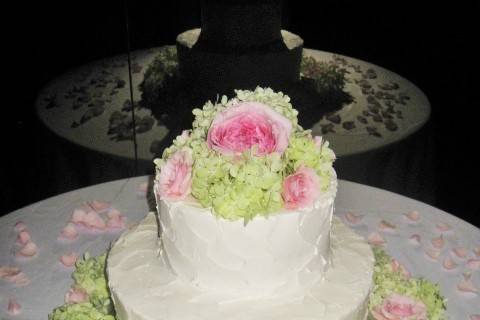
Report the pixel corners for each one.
[157,177,336,299]
[108,212,373,320]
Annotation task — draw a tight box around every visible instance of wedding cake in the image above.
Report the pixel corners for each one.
[107,88,374,320]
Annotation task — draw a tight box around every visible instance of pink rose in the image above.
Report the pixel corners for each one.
[282,166,320,210]
[157,148,193,200]
[207,102,292,155]
[371,294,427,320]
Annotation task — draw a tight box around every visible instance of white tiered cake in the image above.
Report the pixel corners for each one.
[107,88,374,320]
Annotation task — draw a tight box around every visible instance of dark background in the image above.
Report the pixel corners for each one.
[2,1,478,226]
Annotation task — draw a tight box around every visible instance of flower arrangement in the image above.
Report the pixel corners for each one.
[153,87,336,221]
[368,248,447,320]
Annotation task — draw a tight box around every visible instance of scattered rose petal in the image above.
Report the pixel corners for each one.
[11,272,30,286]
[467,259,480,270]
[16,241,38,257]
[0,267,30,286]
[368,232,386,246]
[457,274,479,294]
[0,266,20,278]
[14,221,27,233]
[84,211,106,230]
[106,213,126,229]
[474,247,480,257]
[71,208,87,224]
[16,231,31,246]
[59,223,78,240]
[138,182,148,193]
[442,257,458,270]
[436,222,452,232]
[409,234,421,245]
[7,298,21,315]
[344,212,364,225]
[425,248,441,261]
[431,235,445,249]
[391,259,411,279]
[65,287,89,304]
[404,210,420,222]
[378,220,396,233]
[60,253,78,267]
[470,315,480,320]
[88,200,111,213]
[451,247,469,259]
[107,208,122,219]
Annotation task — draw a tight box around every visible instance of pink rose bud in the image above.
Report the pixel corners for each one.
[207,102,292,155]
[282,166,320,210]
[157,148,194,200]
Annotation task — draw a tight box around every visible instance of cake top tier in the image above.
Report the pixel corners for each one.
[197,0,285,50]
[154,88,336,221]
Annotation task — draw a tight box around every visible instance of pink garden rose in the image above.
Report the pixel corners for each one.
[157,148,193,200]
[207,102,292,155]
[282,166,320,210]
[371,294,427,320]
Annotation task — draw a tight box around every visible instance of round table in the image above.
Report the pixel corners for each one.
[0,177,478,319]
[35,46,430,161]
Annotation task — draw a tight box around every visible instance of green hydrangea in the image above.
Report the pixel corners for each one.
[368,248,447,320]
[192,150,284,221]
[49,303,115,320]
[49,254,115,319]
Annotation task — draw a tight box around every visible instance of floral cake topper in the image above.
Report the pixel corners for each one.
[154,87,336,220]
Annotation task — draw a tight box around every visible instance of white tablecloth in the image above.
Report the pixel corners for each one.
[1,176,478,319]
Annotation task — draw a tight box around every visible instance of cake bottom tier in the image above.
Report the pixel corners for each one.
[108,213,374,320]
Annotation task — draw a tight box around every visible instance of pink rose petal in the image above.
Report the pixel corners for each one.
[16,230,31,246]
[106,213,126,229]
[378,220,396,233]
[88,200,111,213]
[404,210,420,222]
[14,221,27,233]
[425,248,441,261]
[457,276,479,294]
[107,208,122,219]
[11,272,30,286]
[451,247,469,259]
[83,211,106,230]
[368,232,386,246]
[71,208,87,224]
[0,267,30,286]
[409,234,421,245]
[442,257,458,270]
[467,259,480,270]
[470,315,480,320]
[16,241,38,257]
[60,253,78,267]
[59,223,78,240]
[431,235,445,249]
[138,182,148,193]
[474,247,480,257]
[65,287,89,304]
[436,222,452,232]
[7,298,21,315]
[344,212,364,225]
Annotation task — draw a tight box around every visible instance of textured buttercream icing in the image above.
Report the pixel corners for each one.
[156,173,337,299]
[107,211,374,320]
